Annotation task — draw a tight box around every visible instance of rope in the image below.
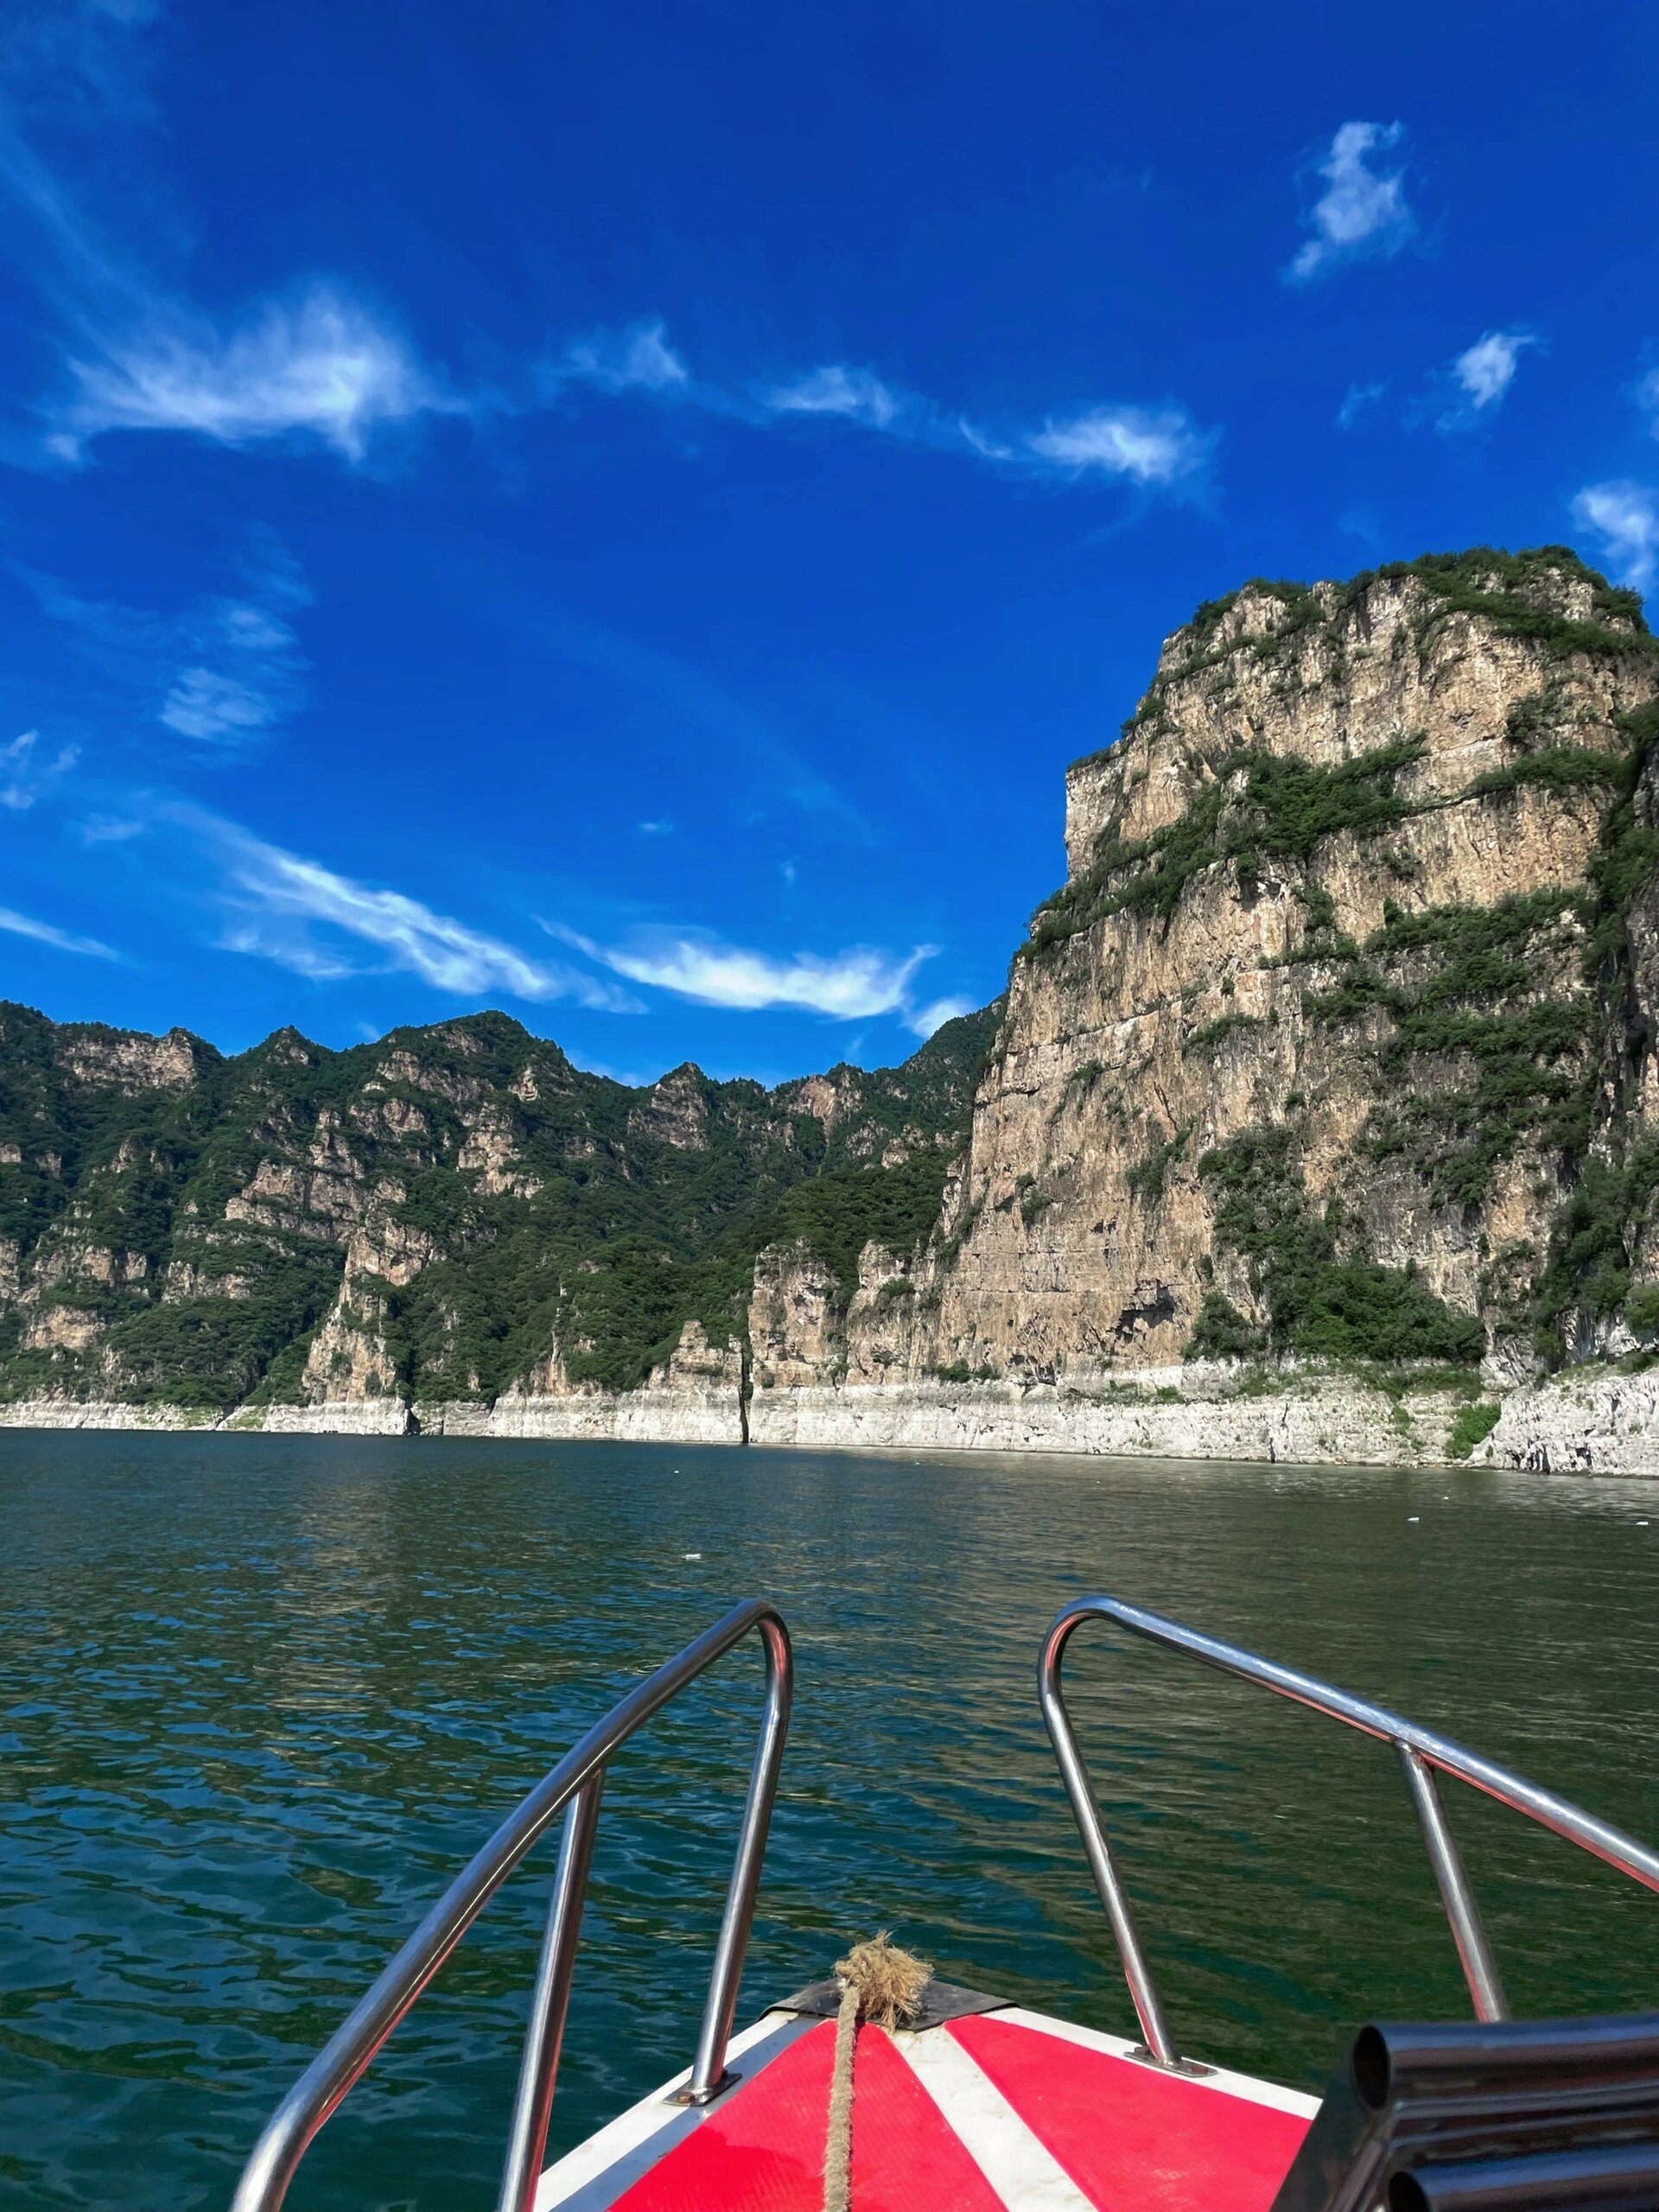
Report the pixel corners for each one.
[821,1934,931,2212]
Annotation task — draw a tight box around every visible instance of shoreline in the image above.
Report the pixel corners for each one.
[4,1363,1658,1475]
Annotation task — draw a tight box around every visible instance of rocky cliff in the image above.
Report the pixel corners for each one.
[10,545,1659,1471]
[0,999,995,1421]
[870,548,1659,1380]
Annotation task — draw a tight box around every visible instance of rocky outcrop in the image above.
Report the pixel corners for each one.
[6,1359,1648,1476]
[0,1398,224,1431]
[254,1399,414,1436]
[54,1025,205,1095]
[0,991,991,1417]
[467,1316,746,1444]
[1485,1367,1659,1474]
[11,549,1659,1474]
[887,557,1655,1387]
[626,1066,712,1152]
[721,552,1659,1459]
[749,1243,843,1389]
[296,1211,440,1406]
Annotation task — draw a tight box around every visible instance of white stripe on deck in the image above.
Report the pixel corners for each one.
[893,2025,1096,2211]
[992,2005,1321,2120]
[535,2010,813,2212]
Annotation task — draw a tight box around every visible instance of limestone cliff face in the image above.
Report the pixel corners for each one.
[10,546,1659,1467]
[297,1211,441,1408]
[749,1242,842,1389]
[0,995,989,1416]
[760,551,1659,1395]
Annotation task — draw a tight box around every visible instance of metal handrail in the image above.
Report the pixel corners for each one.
[231,1598,792,2212]
[1039,1595,1659,2069]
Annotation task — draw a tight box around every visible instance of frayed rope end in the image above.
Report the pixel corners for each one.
[833,1930,933,2031]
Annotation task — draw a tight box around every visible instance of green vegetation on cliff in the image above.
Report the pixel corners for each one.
[1043,551,1659,1370]
[1158,546,1654,693]
[0,1001,998,1409]
[1026,734,1429,955]
[1301,888,1594,1207]
[1187,1128,1485,1365]
[13,545,1659,1418]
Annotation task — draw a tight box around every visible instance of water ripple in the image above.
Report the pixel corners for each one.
[1,1434,1656,2210]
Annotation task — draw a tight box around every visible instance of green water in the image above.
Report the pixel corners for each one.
[2,1435,1656,2211]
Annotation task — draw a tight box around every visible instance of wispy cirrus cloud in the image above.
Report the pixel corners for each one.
[545,320,1217,498]
[1286,122,1415,284]
[543,318,690,397]
[1024,405,1212,486]
[8,3,1210,502]
[0,728,79,809]
[76,812,145,844]
[558,923,957,1033]
[159,589,307,743]
[766,364,902,429]
[1,16,461,468]
[0,902,116,958]
[179,809,638,1007]
[52,284,448,461]
[7,10,1211,506]
[1572,481,1659,596]
[763,364,1212,490]
[1337,380,1387,429]
[1453,330,1534,409]
[22,537,310,748]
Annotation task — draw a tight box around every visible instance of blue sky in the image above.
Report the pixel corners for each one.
[2,1,1656,1083]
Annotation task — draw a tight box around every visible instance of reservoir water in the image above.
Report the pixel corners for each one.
[2,1432,1656,2211]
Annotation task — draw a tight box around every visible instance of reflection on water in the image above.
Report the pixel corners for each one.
[1,1433,1656,2210]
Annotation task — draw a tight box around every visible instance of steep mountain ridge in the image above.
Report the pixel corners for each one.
[0,1001,996,1414]
[10,544,1659,1469]
[880,547,1659,1386]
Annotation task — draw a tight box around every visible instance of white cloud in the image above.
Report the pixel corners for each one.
[1637,364,1659,436]
[908,995,975,1038]
[959,422,1018,463]
[565,926,935,1020]
[638,818,675,835]
[537,317,1214,501]
[218,920,355,982]
[1572,481,1659,596]
[183,811,638,1007]
[3,5,462,467]
[766,368,1215,493]
[1287,122,1415,283]
[23,544,308,748]
[53,284,442,460]
[0,903,115,957]
[1337,380,1386,429]
[161,663,285,742]
[545,319,690,396]
[1453,330,1534,410]
[1423,328,1540,435]
[0,728,79,809]
[1025,405,1211,486]
[766,365,900,429]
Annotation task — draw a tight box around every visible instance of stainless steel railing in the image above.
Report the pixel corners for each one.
[1039,1595,1659,2069]
[231,1598,792,2212]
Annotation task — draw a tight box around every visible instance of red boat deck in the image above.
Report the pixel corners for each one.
[536,2003,1319,2212]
